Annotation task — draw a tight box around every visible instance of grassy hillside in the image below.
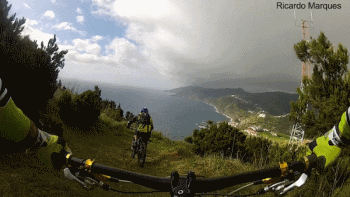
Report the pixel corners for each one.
[2,112,350,196]
[207,95,295,135]
[0,115,281,197]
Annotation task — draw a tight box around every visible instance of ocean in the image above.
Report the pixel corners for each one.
[62,80,231,140]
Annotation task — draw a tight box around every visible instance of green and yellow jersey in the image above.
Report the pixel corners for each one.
[127,113,154,133]
[0,78,40,152]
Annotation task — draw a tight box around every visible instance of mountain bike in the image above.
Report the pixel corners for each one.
[131,135,147,167]
[60,152,321,196]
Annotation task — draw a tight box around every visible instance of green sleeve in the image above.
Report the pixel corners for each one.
[337,109,350,144]
[0,79,40,152]
[0,99,31,142]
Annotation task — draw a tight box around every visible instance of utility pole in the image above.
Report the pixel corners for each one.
[289,10,314,146]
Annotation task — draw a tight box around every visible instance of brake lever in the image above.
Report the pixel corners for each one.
[64,167,114,191]
[275,173,309,195]
[258,179,290,195]
[64,168,88,188]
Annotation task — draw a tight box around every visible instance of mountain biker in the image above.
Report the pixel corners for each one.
[0,78,71,171]
[307,107,350,174]
[126,107,154,151]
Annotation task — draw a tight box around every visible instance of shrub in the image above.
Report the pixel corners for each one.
[57,87,102,130]
[192,121,246,157]
[57,90,75,125]
[103,108,120,121]
[241,136,271,165]
[184,136,193,144]
[190,120,309,167]
[75,90,101,121]
[101,99,124,121]
[39,104,64,137]
[150,131,166,140]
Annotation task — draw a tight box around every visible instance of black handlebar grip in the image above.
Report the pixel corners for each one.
[69,157,85,167]
[51,152,66,171]
[306,153,318,169]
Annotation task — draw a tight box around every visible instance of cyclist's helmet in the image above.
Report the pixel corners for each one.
[141,107,148,113]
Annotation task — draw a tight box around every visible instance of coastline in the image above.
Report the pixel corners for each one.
[207,103,239,127]
[170,93,240,129]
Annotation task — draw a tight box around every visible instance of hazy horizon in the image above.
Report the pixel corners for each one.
[60,77,300,94]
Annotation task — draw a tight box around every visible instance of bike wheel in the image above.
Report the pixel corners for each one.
[131,139,136,158]
[138,142,146,167]
[131,147,137,158]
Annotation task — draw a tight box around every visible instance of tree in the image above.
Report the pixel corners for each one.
[126,111,135,121]
[0,0,68,126]
[40,34,68,70]
[290,32,349,137]
[116,103,124,119]
[94,85,101,98]
[57,79,62,89]
[0,0,26,39]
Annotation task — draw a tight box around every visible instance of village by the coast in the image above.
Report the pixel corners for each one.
[205,103,312,144]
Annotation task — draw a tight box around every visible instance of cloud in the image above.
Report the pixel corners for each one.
[53,22,86,35]
[92,35,103,42]
[58,35,176,88]
[50,0,56,4]
[21,25,57,47]
[71,38,101,55]
[85,0,350,91]
[43,10,55,19]
[60,36,140,64]
[23,3,31,9]
[25,18,38,26]
[59,36,104,59]
[91,0,240,77]
[90,0,317,87]
[76,7,82,14]
[53,22,72,30]
[76,16,84,24]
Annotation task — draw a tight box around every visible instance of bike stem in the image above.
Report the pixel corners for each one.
[170,171,195,197]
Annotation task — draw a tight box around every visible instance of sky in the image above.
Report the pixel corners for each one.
[7,0,350,92]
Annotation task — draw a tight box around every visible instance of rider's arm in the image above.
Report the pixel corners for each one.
[311,108,350,148]
[335,108,350,144]
[308,107,350,173]
[127,115,138,128]
[0,79,38,149]
[0,78,71,169]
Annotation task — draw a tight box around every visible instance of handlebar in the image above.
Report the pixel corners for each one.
[62,152,319,196]
[67,154,170,191]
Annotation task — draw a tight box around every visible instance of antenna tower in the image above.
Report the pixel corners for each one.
[289,10,314,145]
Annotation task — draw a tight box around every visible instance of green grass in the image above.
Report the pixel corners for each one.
[1,109,350,196]
[257,131,289,143]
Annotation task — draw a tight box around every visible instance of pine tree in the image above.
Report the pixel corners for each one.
[290,32,349,138]
[0,0,69,125]
[116,103,124,119]
[57,79,62,89]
